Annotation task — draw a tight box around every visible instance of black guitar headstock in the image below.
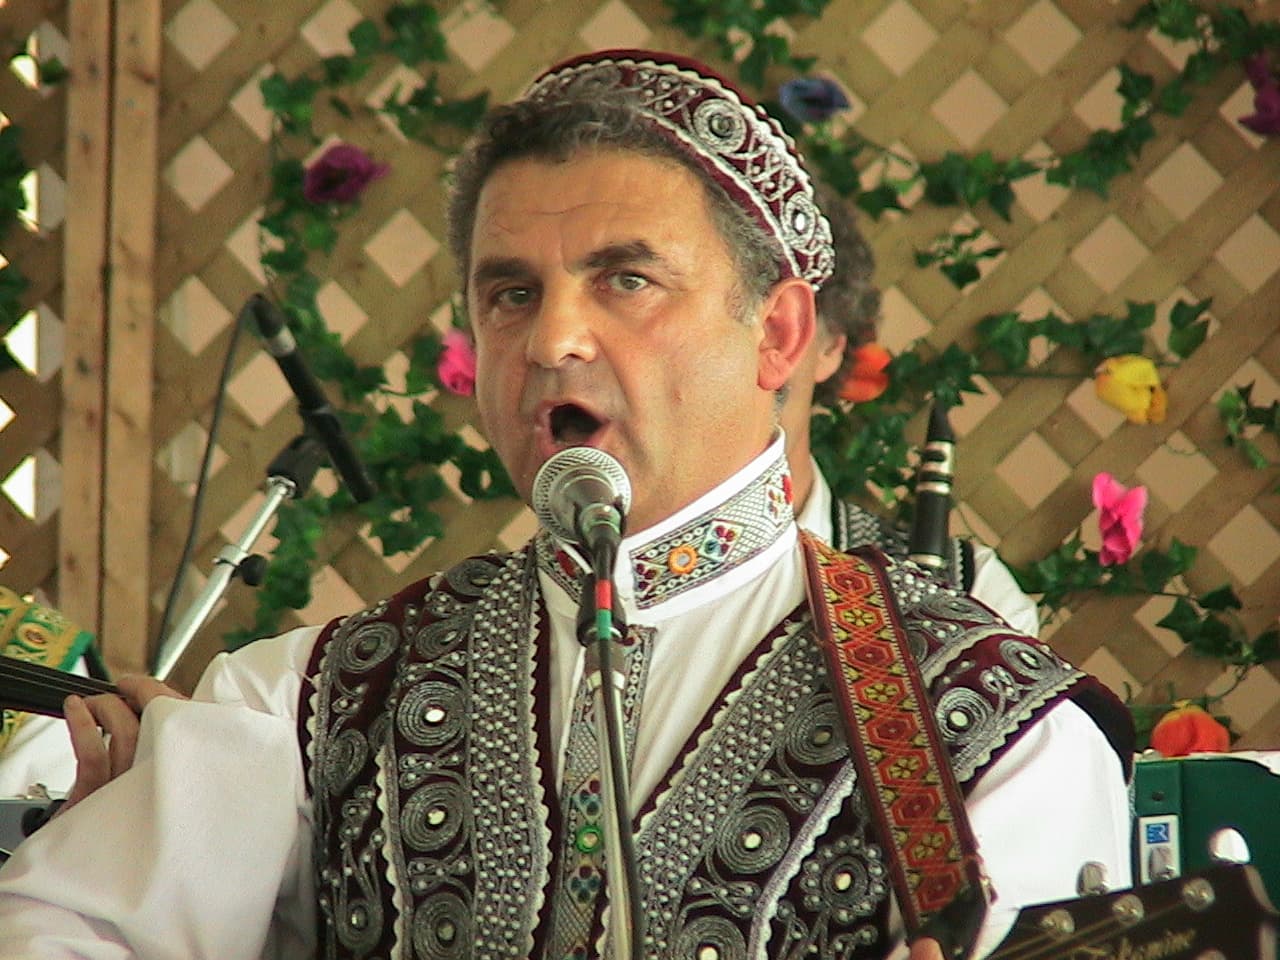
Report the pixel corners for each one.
[991,862,1278,960]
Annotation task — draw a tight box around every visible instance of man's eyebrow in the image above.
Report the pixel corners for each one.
[470,256,535,289]
[581,241,685,279]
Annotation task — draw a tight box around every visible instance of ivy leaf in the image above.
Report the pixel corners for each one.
[1080,306,1148,358]
[987,181,1016,221]
[454,446,516,499]
[348,18,382,56]
[0,263,31,334]
[405,334,443,396]
[940,259,981,289]
[260,73,320,135]
[321,55,365,88]
[1253,628,1280,664]
[1138,550,1181,592]
[1197,585,1242,612]
[302,216,339,253]
[855,183,904,220]
[1117,64,1155,121]
[739,39,773,90]
[1157,76,1193,117]
[976,311,1032,369]
[1156,596,1202,640]
[384,2,447,66]
[1166,537,1198,574]
[1167,319,1208,358]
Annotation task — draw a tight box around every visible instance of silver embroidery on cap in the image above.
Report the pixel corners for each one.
[526,54,835,289]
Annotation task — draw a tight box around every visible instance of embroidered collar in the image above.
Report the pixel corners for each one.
[536,434,797,617]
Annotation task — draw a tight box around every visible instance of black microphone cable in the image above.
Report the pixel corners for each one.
[154,299,248,648]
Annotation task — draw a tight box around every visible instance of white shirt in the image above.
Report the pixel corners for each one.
[0,440,1130,959]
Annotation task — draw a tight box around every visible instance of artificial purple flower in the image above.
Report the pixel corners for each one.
[302,143,389,205]
[778,76,850,124]
[1240,81,1280,136]
[1244,52,1273,90]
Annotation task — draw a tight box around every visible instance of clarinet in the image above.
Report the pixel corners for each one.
[908,400,954,573]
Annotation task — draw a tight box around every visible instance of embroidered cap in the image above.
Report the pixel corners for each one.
[525,49,835,289]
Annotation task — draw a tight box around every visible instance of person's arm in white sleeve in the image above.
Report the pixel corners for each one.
[0,627,321,960]
[965,700,1132,958]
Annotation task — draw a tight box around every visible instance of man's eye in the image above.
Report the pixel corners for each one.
[608,272,649,292]
[494,286,535,308]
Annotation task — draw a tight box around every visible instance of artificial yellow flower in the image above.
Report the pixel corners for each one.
[1094,354,1167,424]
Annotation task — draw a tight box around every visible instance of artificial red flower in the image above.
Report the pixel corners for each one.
[437,329,476,396]
[303,143,389,205]
[1094,354,1167,424]
[838,343,891,403]
[1150,701,1230,757]
[1092,471,1147,567]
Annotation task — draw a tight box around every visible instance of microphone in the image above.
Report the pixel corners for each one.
[532,447,631,563]
[244,294,376,503]
[908,400,954,573]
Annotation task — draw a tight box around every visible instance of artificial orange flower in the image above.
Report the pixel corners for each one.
[1150,701,1230,757]
[1094,354,1167,424]
[839,343,892,403]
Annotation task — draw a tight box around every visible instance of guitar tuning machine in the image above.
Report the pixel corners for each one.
[1037,908,1075,939]
[1181,875,1216,913]
[1110,892,1146,926]
[1076,861,1108,896]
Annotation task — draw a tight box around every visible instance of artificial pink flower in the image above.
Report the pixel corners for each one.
[437,329,476,396]
[1092,472,1148,567]
[302,143,389,205]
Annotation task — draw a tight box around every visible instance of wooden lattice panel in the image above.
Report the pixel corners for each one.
[0,3,69,607]
[18,0,1275,746]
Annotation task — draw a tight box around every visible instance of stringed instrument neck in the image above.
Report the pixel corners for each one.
[0,655,117,717]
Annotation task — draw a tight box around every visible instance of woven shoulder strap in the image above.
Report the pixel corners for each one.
[800,532,987,956]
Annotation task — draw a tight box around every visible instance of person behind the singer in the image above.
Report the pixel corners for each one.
[780,184,1040,637]
[0,49,1133,960]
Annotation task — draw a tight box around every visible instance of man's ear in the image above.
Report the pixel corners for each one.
[757,278,816,392]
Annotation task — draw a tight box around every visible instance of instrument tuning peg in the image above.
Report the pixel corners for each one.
[1208,827,1251,865]
[1147,845,1178,882]
[1076,861,1109,896]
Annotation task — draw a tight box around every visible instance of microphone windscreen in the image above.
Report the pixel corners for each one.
[532,447,632,544]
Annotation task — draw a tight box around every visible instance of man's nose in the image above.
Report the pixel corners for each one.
[525,287,598,368]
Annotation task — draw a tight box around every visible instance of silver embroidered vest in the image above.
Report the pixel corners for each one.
[299,544,1130,959]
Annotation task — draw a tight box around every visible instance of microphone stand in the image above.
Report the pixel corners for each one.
[152,435,326,680]
[575,537,644,960]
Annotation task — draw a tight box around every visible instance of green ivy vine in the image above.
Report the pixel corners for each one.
[228,3,507,646]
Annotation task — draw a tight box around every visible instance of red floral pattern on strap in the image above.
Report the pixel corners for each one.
[801,532,985,935]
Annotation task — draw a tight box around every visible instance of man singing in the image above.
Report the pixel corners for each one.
[0,49,1132,959]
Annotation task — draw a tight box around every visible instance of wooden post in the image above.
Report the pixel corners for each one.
[59,0,113,642]
[100,0,160,674]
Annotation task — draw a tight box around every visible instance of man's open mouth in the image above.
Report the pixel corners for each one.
[549,402,604,445]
